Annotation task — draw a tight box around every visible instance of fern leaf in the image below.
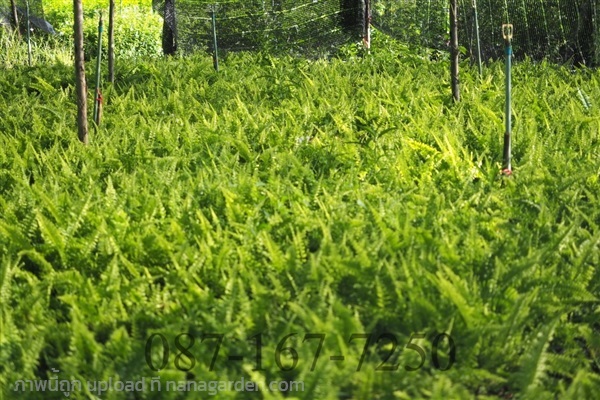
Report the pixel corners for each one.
[514,319,558,394]
[0,256,15,306]
[36,212,65,256]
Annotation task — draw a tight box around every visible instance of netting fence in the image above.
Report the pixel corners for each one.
[2,0,599,66]
[371,0,600,66]
[154,0,368,57]
[458,0,599,66]
[159,0,599,66]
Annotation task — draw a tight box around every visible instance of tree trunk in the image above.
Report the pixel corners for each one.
[450,0,460,102]
[162,0,177,55]
[74,0,89,144]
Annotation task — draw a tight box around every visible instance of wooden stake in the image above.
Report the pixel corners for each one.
[26,0,32,66]
[74,0,89,144]
[211,7,219,72]
[9,0,20,38]
[93,13,103,126]
[450,0,460,102]
[363,0,371,51]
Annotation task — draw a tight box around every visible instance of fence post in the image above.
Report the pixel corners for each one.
[93,13,103,126]
[450,0,460,102]
[473,0,482,75]
[9,0,19,38]
[210,5,219,72]
[26,0,32,66]
[363,0,371,51]
[74,0,88,144]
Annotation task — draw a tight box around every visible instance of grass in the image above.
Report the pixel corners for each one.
[0,24,599,399]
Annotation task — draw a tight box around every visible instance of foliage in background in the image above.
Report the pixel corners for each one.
[80,7,161,60]
[0,27,73,68]
[372,0,449,50]
[45,0,161,60]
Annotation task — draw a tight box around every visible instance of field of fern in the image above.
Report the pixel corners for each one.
[1,15,600,399]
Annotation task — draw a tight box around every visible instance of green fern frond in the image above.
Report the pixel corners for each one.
[514,319,558,395]
[0,256,15,307]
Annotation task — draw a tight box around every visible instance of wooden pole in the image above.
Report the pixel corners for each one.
[74,0,89,144]
[9,0,20,38]
[450,0,460,102]
[473,0,482,76]
[26,0,32,66]
[363,0,371,51]
[108,0,115,84]
[93,14,103,126]
[211,7,219,72]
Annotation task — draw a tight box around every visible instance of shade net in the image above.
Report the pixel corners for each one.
[372,0,600,66]
[460,0,599,66]
[153,0,367,56]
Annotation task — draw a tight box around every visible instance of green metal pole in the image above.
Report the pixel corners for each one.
[93,14,103,125]
[502,24,513,175]
[473,0,482,76]
[211,8,219,72]
[26,0,32,66]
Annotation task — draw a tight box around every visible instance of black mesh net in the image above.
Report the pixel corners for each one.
[153,0,367,57]
[0,0,54,34]
[372,0,600,66]
[3,0,599,66]
[459,0,599,66]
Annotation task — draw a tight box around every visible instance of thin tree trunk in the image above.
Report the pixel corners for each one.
[364,0,371,50]
[162,0,177,55]
[108,0,115,83]
[9,0,20,37]
[74,0,88,144]
[450,0,460,102]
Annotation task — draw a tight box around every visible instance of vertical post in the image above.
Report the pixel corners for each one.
[211,6,219,72]
[473,0,482,76]
[108,0,115,84]
[9,0,20,38]
[26,0,32,66]
[450,0,460,102]
[502,24,513,175]
[93,14,103,126]
[74,0,88,144]
[363,0,371,51]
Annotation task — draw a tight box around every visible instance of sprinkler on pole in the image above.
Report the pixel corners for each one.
[502,24,513,176]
